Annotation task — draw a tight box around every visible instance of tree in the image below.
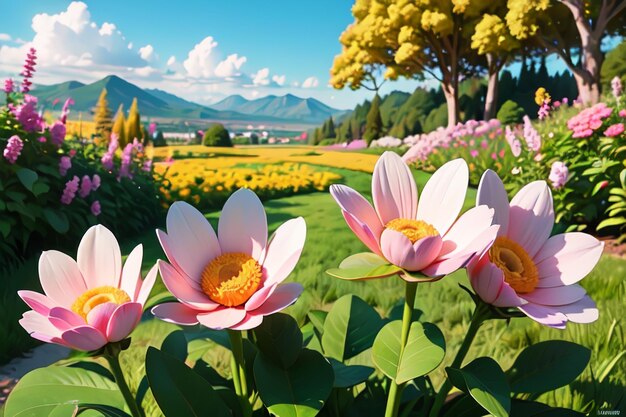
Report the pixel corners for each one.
[601,39,626,90]
[203,124,233,147]
[125,98,142,144]
[350,118,361,141]
[112,104,127,148]
[497,100,525,124]
[93,88,113,143]
[506,0,626,104]
[423,104,449,133]
[364,94,383,144]
[322,116,336,139]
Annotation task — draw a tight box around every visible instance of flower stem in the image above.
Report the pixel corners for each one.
[104,344,143,417]
[428,302,489,417]
[228,330,252,417]
[384,281,418,417]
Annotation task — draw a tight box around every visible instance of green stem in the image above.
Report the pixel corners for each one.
[228,330,252,417]
[384,281,418,417]
[428,302,489,417]
[104,344,143,417]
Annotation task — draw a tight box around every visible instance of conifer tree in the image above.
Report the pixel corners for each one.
[364,95,383,145]
[125,98,142,144]
[93,88,113,143]
[112,104,127,148]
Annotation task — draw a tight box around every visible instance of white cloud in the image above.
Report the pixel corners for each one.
[0,33,11,42]
[252,67,270,86]
[139,44,156,62]
[302,76,319,88]
[215,54,246,77]
[183,36,219,78]
[166,55,176,66]
[272,74,286,86]
[99,22,116,36]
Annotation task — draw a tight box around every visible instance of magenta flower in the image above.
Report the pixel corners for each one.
[538,102,551,120]
[119,143,133,179]
[101,134,119,171]
[331,152,497,278]
[60,98,74,124]
[91,201,102,216]
[79,175,92,198]
[152,189,306,330]
[59,156,72,176]
[468,171,603,328]
[548,161,569,189]
[142,159,153,172]
[61,176,80,205]
[18,225,157,351]
[470,150,479,158]
[10,95,43,132]
[20,48,37,93]
[612,76,622,99]
[620,110,626,118]
[4,78,14,93]
[91,174,101,191]
[604,123,624,138]
[49,121,66,146]
[3,135,24,164]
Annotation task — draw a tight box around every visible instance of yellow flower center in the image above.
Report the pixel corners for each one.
[71,286,131,321]
[385,218,439,243]
[489,236,539,294]
[201,252,262,307]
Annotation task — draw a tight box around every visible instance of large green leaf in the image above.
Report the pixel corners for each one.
[145,347,231,417]
[254,349,333,417]
[254,313,303,369]
[326,253,401,280]
[16,168,38,192]
[322,294,384,361]
[447,357,511,417]
[161,330,188,362]
[43,208,70,234]
[328,358,374,388]
[507,341,590,393]
[509,399,585,417]
[372,320,445,384]
[4,366,127,417]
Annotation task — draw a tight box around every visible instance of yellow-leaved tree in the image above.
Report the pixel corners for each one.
[93,88,113,144]
[112,104,127,148]
[125,98,142,145]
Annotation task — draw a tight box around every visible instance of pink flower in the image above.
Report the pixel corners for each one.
[101,134,119,171]
[91,201,101,216]
[59,156,72,176]
[549,161,569,189]
[612,76,622,99]
[490,152,497,160]
[91,174,101,191]
[330,152,497,278]
[20,48,37,93]
[60,98,74,124]
[3,135,24,164]
[119,143,133,179]
[152,189,306,330]
[567,103,613,138]
[604,123,624,138]
[505,126,521,157]
[18,225,157,351]
[69,149,77,157]
[553,101,561,108]
[4,78,14,93]
[468,171,603,329]
[38,136,46,143]
[142,159,153,172]
[49,121,66,146]
[470,150,479,158]
[10,95,42,132]
[538,102,551,120]
[61,176,80,205]
[523,116,541,151]
[620,109,626,118]
[79,176,92,198]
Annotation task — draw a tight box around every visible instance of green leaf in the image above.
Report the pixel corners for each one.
[254,349,333,417]
[596,217,626,230]
[77,404,133,416]
[328,358,374,388]
[254,313,303,369]
[372,320,445,384]
[31,181,50,196]
[16,168,38,192]
[507,340,590,394]
[322,294,384,361]
[4,366,127,416]
[161,330,188,362]
[43,208,70,233]
[145,347,231,417]
[447,357,510,417]
[326,253,401,280]
[509,399,585,417]
[307,310,327,334]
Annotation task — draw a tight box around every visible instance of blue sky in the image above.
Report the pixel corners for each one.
[0,1,589,109]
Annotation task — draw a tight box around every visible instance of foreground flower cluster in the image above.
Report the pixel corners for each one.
[12,151,604,417]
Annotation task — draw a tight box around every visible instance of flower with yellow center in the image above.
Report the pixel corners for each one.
[71,286,131,320]
[201,253,262,306]
[385,218,439,244]
[488,236,538,293]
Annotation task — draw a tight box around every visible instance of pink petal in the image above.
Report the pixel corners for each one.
[20,311,62,338]
[535,233,603,287]
[558,295,598,324]
[77,225,123,289]
[218,188,267,259]
[156,230,198,287]
[439,206,494,258]
[120,244,143,300]
[508,181,554,258]
[331,184,383,237]
[86,302,117,335]
[136,263,158,306]
[522,285,587,306]
[342,211,384,256]
[61,325,108,351]
[417,159,469,236]
[468,259,524,307]
[152,302,200,325]
[39,250,87,307]
[262,217,306,286]
[371,151,418,225]
[245,284,278,311]
[230,314,264,330]
[48,307,84,330]
[159,260,219,311]
[477,170,510,236]
[422,251,474,277]
[251,282,303,316]
[380,229,442,272]
[165,201,221,282]
[18,290,56,315]
[197,307,247,330]
[518,303,567,329]
[107,302,142,342]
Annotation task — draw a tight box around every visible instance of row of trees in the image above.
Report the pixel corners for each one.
[93,89,145,146]
[331,0,626,127]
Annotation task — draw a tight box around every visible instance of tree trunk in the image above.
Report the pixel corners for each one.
[442,79,459,128]
[484,54,499,120]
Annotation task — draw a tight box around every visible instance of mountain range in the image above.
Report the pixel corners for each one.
[32,75,344,125]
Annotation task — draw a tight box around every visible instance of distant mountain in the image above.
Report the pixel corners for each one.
[211,93,347,123]
[31,75,343,125]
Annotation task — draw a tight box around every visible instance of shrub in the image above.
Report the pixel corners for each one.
[497,100,525,124]
[203,124,233,147]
